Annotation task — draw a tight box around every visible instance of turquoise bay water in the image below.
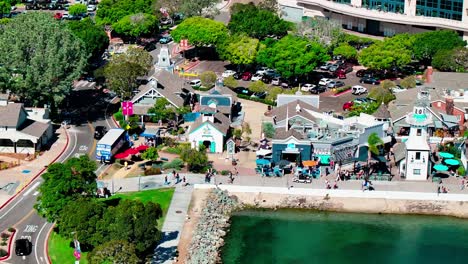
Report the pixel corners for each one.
[221,210,468,264]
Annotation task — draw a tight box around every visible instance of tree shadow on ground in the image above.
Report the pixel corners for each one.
[152,231,179,264]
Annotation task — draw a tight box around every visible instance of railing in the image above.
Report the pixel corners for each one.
[297,0,468,31]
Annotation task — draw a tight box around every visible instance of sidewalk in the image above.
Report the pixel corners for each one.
[0,127,69,208]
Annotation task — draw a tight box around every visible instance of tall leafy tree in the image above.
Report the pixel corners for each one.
[256,35,329,78]
[112,13,158,38]
[358,34,414,69]
[171,16,228,46]
[141,147,159,161]
[0,1,11,17]
[147,97,176,121]
[180,147,209,172]
[179,0,221,18]
[228,4,291,39]
[0,12,87,107]
[35,156,97,222]
[413,30,466,64]
[333,43,357,59]
[67,18,109,61]
[368,132,384,156]
[217,34,259,66]
[69,3,87,16]
[88,240,140,264]
[432,47,468,72]
[104,46,152,99]
[96,0,155,25]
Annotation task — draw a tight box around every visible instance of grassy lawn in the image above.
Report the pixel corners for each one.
[48,188,175,263]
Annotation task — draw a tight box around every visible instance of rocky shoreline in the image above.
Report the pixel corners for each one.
[186,188,242,264]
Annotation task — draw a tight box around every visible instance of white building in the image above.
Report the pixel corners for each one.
[188,109,230,153]
[400,90,432,180]
[279,0,468,41]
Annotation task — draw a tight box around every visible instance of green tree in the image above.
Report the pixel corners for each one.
[333,43,357,59]
[258,0,278,12]
[433,47,468,72]
[256,35,329,78]
[368,86,395,104]
[367,132,384,156]
[400,75,417,89]
[103,200,162,255]
[380,80,396,90]
[262,122,275,138]
[35,156,97,222]
[96,0,154,25]
[112,13,158,37]
[294,17,344,47]
[358,34,414,69]
[57,199,106,246]
[228,4,291,39]
[217,34,259,66]
[0,12,87,106]
[413,30,466,64]
[0,1,11,17]
[179,0,221,18]
[104,46,152,99]
[249,80,267,92]
[147,98,176,121]
[266,86,283,101]
[199,71,217,88]
[67,18,109,61]
[171,16,228,46]
[69,3,87,16]
[223,76,238,88]
[88,240,140,264]
[0,18,10,25]
[141,147,159,161]
[180,147,209,172]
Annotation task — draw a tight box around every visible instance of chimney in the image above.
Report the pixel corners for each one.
[426,66,433,84]
[446,96,454,115]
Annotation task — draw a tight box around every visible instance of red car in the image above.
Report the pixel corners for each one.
[241,72,252,81]
[337,72,346,79]
[53,13,63,20]
[342,101,354,111]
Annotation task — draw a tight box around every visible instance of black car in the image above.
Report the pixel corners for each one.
[94,126,107,140]
[233,87,253,96]
[233,72,242,80]
[251,91,268,99]
[261,75,273,84]
[15,239,32,256]
[310,86,327,94]
[360,76,381,85]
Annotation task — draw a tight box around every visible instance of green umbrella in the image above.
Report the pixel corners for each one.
[439,152,454,159]
[433,164,449,171]
[444,159,460,166]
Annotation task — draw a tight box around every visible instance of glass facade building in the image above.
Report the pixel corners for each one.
[362,0,406,13]
[416,0,463,21]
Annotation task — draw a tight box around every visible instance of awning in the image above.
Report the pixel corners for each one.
[317,154,330,165]
[140,128,160,137]
[441,113,459,123]
[444,122,458,129]
[303,160,318,167]
[355,146,368,162]
[434,120,444,129]
[282,149,300,154]
[256,149,272,156]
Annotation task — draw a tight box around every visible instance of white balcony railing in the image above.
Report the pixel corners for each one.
[297,0,468,31]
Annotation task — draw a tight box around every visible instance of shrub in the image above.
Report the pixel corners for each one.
[457,164,466,176]
[262,122,275,138]
[144,167,162,175]
[223,76,238,88]
[113,110,124,121]
[220,170,230,175]
[0,248,7,257]
[0,233,9,239]
[7,227,15,233]
[200,71,217,88]
[400,76,416,89]
[237,94,275,106]
[0,241,6,246]
[162,158,184,170]
[333,86,351,94]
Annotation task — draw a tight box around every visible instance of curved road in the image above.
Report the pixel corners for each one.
[0,93,118,264]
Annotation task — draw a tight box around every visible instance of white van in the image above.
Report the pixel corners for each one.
[351,85,367,95]
[189,79,201,88]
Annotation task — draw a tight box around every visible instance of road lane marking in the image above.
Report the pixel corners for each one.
[35,222,48,264]
[0,197,24,219]
[23,181,41,197]
[13,209,35,228]
[25,225,39,233]
[62,128,78,161]
[33,191,39,196]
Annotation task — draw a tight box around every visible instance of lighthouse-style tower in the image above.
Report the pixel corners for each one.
[404,89,432,181]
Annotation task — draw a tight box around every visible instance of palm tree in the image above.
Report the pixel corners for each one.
[367,132,384,177]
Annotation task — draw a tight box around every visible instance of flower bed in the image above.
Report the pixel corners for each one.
[0,227,16,261]
[332,86,352,96]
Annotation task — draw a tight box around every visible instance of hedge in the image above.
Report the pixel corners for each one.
[237,94,275,106]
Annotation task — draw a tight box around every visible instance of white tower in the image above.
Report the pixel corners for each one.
[157,46,172,68]
[404,89,431,180]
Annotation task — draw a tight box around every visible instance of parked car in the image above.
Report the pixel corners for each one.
[233,72,242,80]
[251,91,268,99]
[222,70,236,78]
[337,65,353,74]
[356,69,376,77]
[320,62,334,70]
[309,85,327,94]
[337,72,346,79]
[251,74,263,81]
[318,78,333,86]
[233,87,253,96]
[159,35,172,44]
[241,72,252,81]
[256,67,271,75]
[53,12,62,19]
[271,77,282,86]
[94,126,107,139]
[300,83,316,92]
[189,79,201,88]
[15,239,32,256]
[328,64,340,72]
[327,80,345,88]
[261,75,273,84]
[160,17,173,25]
[343,101,354,111]
[390,85,407,93]
[87,4,96,11]
[351,85,367,95]
[264,69,277,77]
[354,97,375,104]
[360,76,381,85]
[416,79,423,86]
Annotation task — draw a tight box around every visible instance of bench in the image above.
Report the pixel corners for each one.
[160,157,169,162]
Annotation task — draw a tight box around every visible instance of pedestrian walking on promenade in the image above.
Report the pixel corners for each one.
[164,175,168,185]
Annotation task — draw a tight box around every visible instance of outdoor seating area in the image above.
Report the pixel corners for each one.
[431,151,461,179]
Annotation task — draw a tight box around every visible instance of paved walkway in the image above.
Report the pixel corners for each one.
[0,127,68,207]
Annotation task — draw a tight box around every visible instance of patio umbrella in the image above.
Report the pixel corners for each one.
[433,164,449,171]
[277,160,290,168]
[256,159,271,166]
[439,152,454,159]
[125,148,139,155]
[444,159,460,166]
[303,160,318,167]
[136,145,149,152]
[114,152,129,159]
[256,149,272,157]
